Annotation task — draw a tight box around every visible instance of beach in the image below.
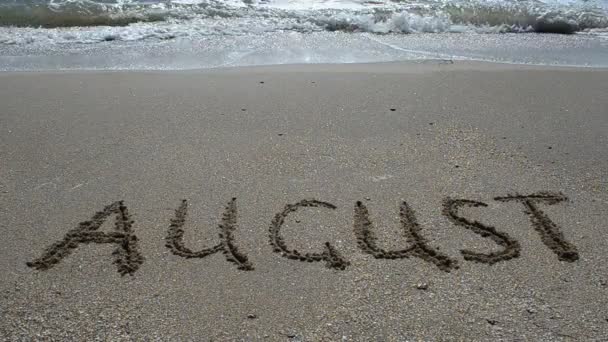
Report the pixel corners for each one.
[1,61,607,340]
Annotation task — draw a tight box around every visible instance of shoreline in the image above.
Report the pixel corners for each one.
[3,31,608,71]
[3,59,608,76]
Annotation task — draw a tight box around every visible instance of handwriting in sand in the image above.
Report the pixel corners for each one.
[27,192,578,275]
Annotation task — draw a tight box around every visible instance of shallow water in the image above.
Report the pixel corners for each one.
[0,0,607,69]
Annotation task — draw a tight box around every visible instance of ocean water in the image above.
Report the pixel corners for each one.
[0,0,607,70]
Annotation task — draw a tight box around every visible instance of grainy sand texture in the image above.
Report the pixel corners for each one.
[1,61,607,340]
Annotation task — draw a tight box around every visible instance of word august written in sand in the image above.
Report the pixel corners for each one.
[27,192,579,275]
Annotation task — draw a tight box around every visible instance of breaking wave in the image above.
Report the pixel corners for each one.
[0,0,607,45]
[0,0,209,28]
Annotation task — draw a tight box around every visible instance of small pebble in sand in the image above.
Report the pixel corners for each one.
[486,319,498,325]
[416,283,429,290]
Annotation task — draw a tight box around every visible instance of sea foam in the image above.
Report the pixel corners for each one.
[0,0,606,46]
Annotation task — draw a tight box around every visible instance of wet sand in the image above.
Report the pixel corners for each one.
[1,61,607,340]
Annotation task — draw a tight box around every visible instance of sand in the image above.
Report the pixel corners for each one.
[1,61,607,340]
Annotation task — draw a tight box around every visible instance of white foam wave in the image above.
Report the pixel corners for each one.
[0,0,607,45]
